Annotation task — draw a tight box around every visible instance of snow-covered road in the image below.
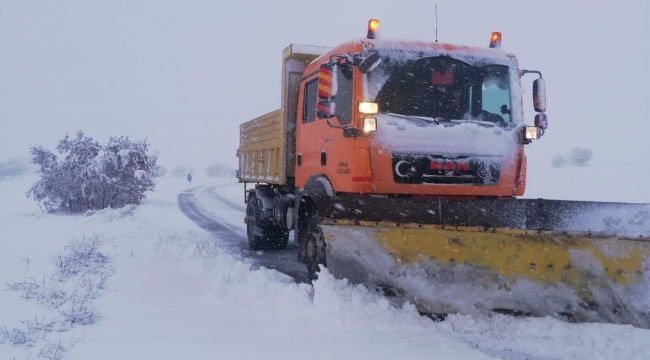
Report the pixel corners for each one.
[3,176,650,360]
[178,184,309,282]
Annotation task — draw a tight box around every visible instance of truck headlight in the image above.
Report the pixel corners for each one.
[358,102,379,114]
[524,126,541,140]
[363,117,377,133]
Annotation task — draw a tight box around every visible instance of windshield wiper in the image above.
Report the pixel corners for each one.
[384,112,440,125]
[449,119,496,127]
[384,113,500,128]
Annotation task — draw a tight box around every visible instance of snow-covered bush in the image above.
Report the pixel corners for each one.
[5,278,41,301]
[568,148,593,166]
[59,293,102,326]
[39,340,66,360]
[27,131,159,213]
[6,235,112,313]
[550,154,567,168]
[3,235,112,356]
[0,326,32,346]
[52,235,111,281]
[551,148,593,168]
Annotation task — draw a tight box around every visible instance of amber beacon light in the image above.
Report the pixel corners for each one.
[489,32,502,48]
[367,19,380,39]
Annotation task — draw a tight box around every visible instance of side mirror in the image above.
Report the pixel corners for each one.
[535,112,548,130]
[317,99,336,119]
[318,63,338,99]
[358,52,382,74]
[533,78,546,113]
[317,63,338,119]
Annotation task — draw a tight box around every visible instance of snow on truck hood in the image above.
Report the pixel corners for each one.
[371,113,520,158]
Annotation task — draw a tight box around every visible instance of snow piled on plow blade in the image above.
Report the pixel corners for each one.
[321,221,650,328]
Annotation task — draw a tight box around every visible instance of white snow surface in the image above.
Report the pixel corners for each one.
[2,172,650,360]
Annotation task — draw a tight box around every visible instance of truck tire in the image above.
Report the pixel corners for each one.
[246,194,289,251]
[267,226,290,250]
[301,216,327,281]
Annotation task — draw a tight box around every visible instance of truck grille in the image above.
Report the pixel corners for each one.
[391,153,502,185]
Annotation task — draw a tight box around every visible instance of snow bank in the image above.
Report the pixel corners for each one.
[443,314,650,360]
[1,177,491,360]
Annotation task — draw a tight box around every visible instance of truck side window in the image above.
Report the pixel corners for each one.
[303,79,317,123]
[335,66,353,124]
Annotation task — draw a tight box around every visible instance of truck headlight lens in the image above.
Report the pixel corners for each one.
[363,117,377,133]
[358,102,379,114]
[524,126,541,140]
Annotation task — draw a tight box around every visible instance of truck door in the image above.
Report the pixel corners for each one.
[296,77,322,186]
[321,64,356,190]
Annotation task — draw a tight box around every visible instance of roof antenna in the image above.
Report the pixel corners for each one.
[435,5,439,42]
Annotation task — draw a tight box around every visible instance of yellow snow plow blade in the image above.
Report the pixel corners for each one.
[317,196,650,328]
[318,195,650,328]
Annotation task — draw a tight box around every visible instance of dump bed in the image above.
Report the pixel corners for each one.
[237,44,330,185]
[238,110,284,183]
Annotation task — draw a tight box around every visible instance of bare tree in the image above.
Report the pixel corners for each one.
[171,165,194,177]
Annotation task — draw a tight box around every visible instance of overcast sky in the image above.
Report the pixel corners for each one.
[1,0,648,173]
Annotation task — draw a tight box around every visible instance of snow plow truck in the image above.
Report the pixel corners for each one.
[236,20,650,328]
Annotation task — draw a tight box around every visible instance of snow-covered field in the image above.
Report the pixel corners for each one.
[2,167,650,360]
[526,158,650,204]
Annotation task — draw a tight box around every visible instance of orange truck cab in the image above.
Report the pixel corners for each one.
[295,22,547,198]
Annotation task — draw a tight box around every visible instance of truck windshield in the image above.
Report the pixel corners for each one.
[367,55,512,127]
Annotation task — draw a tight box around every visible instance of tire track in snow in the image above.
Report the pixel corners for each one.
[178,184,309,283]
[207,185,246,212]
[178,191,246,241]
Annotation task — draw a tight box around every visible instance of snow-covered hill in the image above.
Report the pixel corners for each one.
[1,167,650,360]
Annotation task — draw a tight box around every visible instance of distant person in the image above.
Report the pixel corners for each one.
[187,173,193,185]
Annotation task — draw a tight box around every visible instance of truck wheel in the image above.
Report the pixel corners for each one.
[302,218,327,281]
[266,226,289,250]
[246,194,266,250]
[246,194,289,251]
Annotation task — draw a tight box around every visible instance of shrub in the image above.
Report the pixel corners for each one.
[52,235,111,280]
[550,154,566,168]
[0,326,31,346]
[39,340,66,360]
[27,131,159,213]
[3,235,112,358]
[550,148,593,168]
[568,148,593,167]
